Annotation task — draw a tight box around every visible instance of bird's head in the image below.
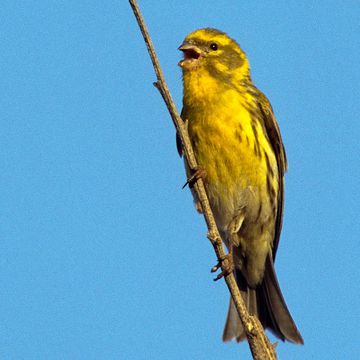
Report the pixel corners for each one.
[178,28,250,81]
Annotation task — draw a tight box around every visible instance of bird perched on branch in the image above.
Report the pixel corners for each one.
[177,28,303,344]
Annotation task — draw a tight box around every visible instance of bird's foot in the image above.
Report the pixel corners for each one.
[211,254,234,282]
[182,166,207,189]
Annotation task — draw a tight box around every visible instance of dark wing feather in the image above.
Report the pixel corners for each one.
[256,90,287,260]
[176,108,186,157]
[176,131,183,157]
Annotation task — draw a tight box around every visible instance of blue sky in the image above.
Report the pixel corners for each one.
[1,1,359,359]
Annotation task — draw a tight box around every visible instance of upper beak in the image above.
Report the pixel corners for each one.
[178,42,202,59]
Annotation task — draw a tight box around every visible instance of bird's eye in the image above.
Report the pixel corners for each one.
[210,43,218,51]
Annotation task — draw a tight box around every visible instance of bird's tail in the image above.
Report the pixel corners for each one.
[222,256,304,344]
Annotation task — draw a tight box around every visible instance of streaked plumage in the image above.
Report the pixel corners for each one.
[178,28,303,344]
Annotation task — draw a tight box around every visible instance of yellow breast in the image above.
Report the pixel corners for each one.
[184,86,270,191]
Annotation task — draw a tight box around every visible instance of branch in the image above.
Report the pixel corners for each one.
[129,1,277,359]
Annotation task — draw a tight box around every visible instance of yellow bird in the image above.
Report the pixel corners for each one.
[178,28,303,344]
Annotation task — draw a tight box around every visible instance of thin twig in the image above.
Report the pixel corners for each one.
[129,1,277,359]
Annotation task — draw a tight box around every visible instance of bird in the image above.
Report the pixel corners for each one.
[177,28,303,344]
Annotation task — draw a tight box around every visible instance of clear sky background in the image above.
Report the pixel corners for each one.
[1,1,359,359]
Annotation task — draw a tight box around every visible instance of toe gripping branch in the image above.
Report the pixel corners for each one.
[211,254,234,282]
[207,231,234,282]
[182,166,207,189]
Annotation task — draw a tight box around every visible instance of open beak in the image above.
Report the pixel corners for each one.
[178,43,202,68]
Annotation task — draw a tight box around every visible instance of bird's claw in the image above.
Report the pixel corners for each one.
[182,166,207,189]
[211,254,234,282]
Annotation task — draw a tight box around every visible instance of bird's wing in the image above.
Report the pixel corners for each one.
[176,109,204,214]
[176,108,186,157]
[256,89,288,260]
[176,130,183,157]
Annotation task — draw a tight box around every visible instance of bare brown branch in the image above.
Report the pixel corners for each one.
[129,1,277,359]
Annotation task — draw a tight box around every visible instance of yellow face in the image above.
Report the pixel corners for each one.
[178,28,249,80]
